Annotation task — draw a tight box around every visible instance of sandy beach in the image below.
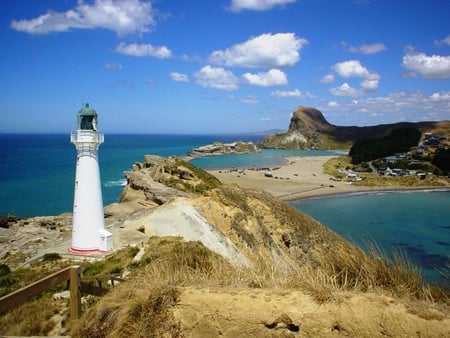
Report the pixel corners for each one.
[208,156,363,200]
[209,154,450,200]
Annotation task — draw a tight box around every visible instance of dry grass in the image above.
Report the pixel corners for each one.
[323,155,352,177]
[2,219,448,336]
[72,236,449,337]
[73,279,181,338]
[0,291,68,336]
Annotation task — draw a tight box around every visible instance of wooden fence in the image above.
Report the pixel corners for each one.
[0,265,124,320]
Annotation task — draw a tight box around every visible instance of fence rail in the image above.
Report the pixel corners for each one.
[0,265,121,320]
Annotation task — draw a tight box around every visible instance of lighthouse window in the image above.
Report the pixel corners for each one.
[80,116,94,130]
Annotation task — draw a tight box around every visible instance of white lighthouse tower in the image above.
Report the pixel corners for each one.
[70,103,112,253]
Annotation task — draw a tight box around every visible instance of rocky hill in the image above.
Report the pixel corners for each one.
[259,106,450,149]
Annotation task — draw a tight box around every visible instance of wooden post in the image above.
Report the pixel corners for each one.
[70,265,81,321]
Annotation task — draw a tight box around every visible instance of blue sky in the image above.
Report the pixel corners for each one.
[1,0,449,133]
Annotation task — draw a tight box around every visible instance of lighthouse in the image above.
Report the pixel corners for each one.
[70,103,112,253]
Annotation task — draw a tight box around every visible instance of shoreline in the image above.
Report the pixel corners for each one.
[207,155,450,201]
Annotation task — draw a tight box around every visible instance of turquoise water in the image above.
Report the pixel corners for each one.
[290,191,450,287]
[0,134,341,217]
[1,134,448,286]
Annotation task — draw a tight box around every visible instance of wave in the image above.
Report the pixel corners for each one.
[104,179,127,187]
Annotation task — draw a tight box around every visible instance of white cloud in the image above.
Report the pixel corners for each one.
[330,60,380,95]
[361,73,380,92]
[10,0,155,36]
[435,35,450,47]
[320,74,335,83]
[333,60,371,78]
[242,95,260,104]
[195,65,239,91]
[330,83,361,98]
[323,90,450,125]
[430,91,450,101]
[270,89,314,99]
[242,69,287,86]
[170,72,189,82]
[229,0,297,12]
[348,43,387,54]
[402,50,450,79]
[327,101,339,107]
[116,42,172,58]
[209,33,308,68]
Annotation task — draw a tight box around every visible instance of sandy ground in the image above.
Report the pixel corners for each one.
[208,156,366,200]
[174,287,450,337]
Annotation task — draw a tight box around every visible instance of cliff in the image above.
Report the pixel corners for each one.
[259,106,450,149]
[1,155,449,337]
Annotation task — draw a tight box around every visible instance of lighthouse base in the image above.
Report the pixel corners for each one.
[68,247,112,255]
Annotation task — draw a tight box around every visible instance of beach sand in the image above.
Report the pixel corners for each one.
[208,155,375,200]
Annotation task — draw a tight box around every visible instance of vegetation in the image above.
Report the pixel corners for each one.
[82,246,140,277]
[174,158,222,192]
[72,237,448,337]
[433,148,450,173]
[154,157,222,194]
[349,127,421,164]
[1,235,448,337]
[0,294,65,336]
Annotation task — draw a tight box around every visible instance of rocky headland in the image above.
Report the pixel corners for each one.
[259,106,450,149]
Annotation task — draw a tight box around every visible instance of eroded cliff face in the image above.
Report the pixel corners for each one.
[119,155,221,207]
[190,185,360,272]
[116,154,360,273]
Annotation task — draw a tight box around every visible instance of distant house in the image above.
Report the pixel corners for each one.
[424,133,445,147]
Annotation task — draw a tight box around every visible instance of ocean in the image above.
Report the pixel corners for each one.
[1,134,449,286]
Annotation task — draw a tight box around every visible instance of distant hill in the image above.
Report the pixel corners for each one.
[259,106,450,149]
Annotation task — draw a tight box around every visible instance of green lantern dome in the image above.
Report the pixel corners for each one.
[77,103,98,131]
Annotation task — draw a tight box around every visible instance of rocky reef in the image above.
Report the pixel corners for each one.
[188,141,260,157]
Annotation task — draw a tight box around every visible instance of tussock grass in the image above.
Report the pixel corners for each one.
[73,279,181,338]
[2,235,447,336]
[0,295,63,336]
[82,246,140,277]
[0,277,70,337]
[72,236,449,337]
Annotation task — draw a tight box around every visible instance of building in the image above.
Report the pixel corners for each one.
[69,104,112,253]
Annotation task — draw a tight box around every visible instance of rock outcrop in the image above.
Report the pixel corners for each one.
[259,105,450,150]
[188,141,260,157]
[119,155,222,209]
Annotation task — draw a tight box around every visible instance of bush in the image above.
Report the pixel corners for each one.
[350,127,421,164]
[0,263,10,276]
[42,253,62,262]
[432,148,450,172]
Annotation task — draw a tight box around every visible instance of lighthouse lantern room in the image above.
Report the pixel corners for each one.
[70,103,112,253]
